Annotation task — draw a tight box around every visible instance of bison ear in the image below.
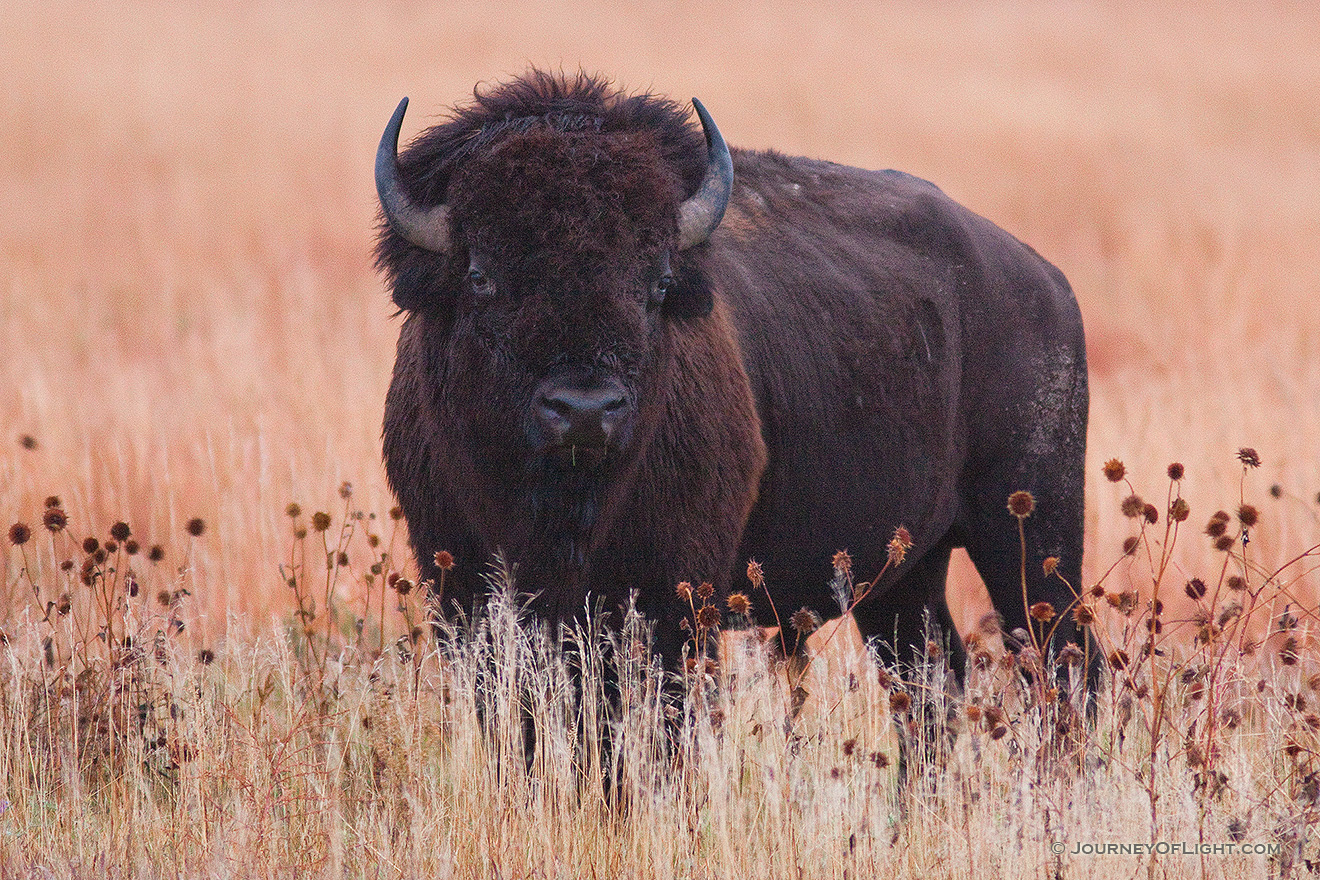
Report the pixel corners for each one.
[664,262,715,320]
[385,255,463,316]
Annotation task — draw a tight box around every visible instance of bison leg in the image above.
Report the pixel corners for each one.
[958,466,1101,701]
[852,536,965,680]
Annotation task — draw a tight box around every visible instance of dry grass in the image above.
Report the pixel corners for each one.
[3,0,1320,875]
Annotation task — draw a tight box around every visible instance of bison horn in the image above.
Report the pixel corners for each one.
[376,97,452,253]
[676,98,734,251]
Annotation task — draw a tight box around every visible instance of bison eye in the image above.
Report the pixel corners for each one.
[649,275,674,310]
[467,266,492,294]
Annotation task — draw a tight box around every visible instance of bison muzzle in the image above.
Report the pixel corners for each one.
[374,71,1092,687]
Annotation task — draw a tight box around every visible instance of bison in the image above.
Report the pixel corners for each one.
[374,71,1090,684]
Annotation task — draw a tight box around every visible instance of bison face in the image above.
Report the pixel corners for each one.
[446,127,690,479]
[377,96,733,490]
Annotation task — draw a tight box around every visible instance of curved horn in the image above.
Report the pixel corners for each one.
[676,98,734,251]
[376,97,451,253]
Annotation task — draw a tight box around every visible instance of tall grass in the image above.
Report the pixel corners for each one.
[2,459,1318,877]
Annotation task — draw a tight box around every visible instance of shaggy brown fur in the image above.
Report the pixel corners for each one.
[376,71,1091,680]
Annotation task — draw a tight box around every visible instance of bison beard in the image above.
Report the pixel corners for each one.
[374,71,1095,703]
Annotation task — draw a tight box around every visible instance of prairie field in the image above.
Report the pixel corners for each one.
[2,0,1319,877]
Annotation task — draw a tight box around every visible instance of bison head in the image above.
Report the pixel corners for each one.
[374,75,735,571]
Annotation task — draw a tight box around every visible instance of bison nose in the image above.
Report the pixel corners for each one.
[534,380,630,449]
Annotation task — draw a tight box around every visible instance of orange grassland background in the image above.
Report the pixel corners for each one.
[3,0,1318,640]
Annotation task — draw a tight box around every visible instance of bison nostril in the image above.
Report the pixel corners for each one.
[541,397,576,419]
[535,382,630,449]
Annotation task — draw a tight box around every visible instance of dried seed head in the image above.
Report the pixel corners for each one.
[1185,578,1207,600]
[1108,590,1139,615]
[1237,448,1261,468]
[55,593,71,616]
[925,640,942,659]
[286,502,302,518]
[696,581,714,601]
[1206,510,1230,537]
[1170,497,1190,523]
[92,548,106,564]
[965,704,983,723]
[726,592,751,615]
[990,725,1009,741]
[1059,644,1084,666]
[696,604,721,630]
[1142,504,1159,525]
[1122,536,1140,556]
[104,540,117,554]
[1236,504,1259,528]
[1121,494,1146,518]
[338,481,353,500]
[1226,575,1246,592]
[746,559,764,588]
[790,607,822,637]
[148,545,164,562]
[8,523,31,546]
[156,589,172,608]
[1214,535,1236,552]
[42,507,68,532]
[1108,649,1130,670]
[675,581,693,601]
[197,648,215,665]
[1007,491,1035,518]
[831,549,852,577]
[1270,484,1282,498]
[124,539,139,555]
[394,577,413,596]
[18,434,37,450]
[110,521,131,542]
[1167,462,1185,481]
[1029,601,1056,622]
[1217,603,1243,626]
[389,506,404,521]
[1042,556,1059,576]
[1280,637,1300,666]
[888,691,911,714]
[185,518,206,537]
[887,526,913,566]
[1073,604,1096,627]
[310,512,331,532]
[1102,459,1126,482]
[44,495,60,509]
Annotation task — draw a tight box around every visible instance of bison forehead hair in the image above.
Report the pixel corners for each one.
[375,70,709,295]
[450,127,682,285]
